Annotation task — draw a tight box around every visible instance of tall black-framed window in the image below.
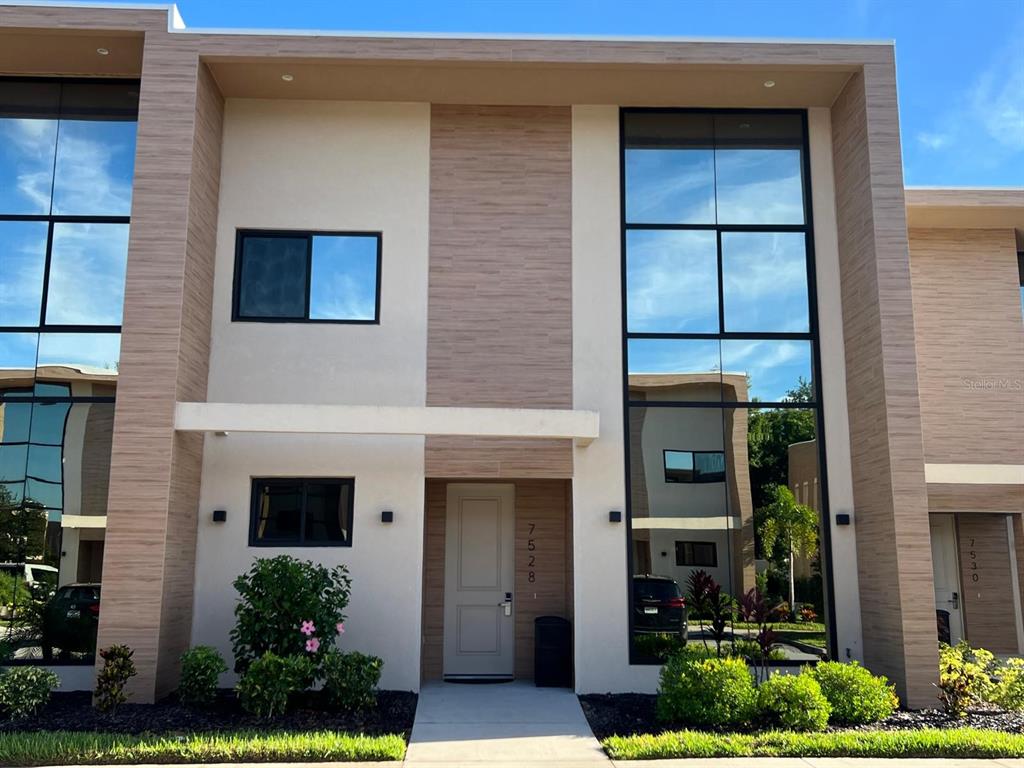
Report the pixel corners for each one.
[232,230,382,324]
[249,478,354,547]
[1,76,137,665]
[621,108,835,665]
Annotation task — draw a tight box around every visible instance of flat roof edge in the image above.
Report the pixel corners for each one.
[0,0,895,45]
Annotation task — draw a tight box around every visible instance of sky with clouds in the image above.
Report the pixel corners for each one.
[161,0,1023,187]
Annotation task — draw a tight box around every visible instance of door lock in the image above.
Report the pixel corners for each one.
[950,592,959,610]
[500,592,513,617]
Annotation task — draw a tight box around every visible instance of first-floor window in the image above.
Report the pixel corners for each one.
[676,541,718,567]
[249,478,354,547]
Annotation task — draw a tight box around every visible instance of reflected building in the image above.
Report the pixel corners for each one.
[0,77,133,662]
[628,373,755,598]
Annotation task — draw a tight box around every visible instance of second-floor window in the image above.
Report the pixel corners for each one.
[232,230,381,323]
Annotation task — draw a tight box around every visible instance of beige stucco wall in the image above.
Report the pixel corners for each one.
[206,99,430,407]
[192,100,430,691]
[807,107,863,664]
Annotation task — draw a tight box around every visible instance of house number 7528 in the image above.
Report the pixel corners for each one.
[527,523,536,583]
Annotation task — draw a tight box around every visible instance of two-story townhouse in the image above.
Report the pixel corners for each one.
[0,2,1021,711]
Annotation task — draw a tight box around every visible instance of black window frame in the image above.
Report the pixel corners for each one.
[620,108,838,666]
[675,540,718,568]
[663,449,727,484]
[232,229,383,325]
[248,477,355,548]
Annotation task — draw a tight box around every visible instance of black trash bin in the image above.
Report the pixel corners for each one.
[534,615,572,688]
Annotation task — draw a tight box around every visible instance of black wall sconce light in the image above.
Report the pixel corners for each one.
[609,510,622,523]
[212,509,227,523]
[381,510,394,524]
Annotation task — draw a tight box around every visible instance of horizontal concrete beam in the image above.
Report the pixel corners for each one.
[924,463,1024,485]
[175,402,600,446]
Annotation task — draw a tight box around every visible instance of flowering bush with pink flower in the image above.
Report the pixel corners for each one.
[230,555,351,674]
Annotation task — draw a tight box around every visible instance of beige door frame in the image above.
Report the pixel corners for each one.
[929,514,964,645]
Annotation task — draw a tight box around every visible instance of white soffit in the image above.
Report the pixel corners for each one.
[175,402,599,447]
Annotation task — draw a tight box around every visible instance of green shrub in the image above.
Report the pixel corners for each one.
[0,572,31,613]
[992,657,1024,712]
[757,672,831,731]
[321,650,383,712]
[657,655,756,728]
[178,646,227,708]
[94,645,136,713]
[633,633,687,662]
[810,660,898,724]
[237,652,315,719]
[938,642,994,717]
[0,667,59,719]
[230,556,351,674]
[730,638,786,663]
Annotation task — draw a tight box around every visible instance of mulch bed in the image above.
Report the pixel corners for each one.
[0,689,418,738]
[579,693,1024,740]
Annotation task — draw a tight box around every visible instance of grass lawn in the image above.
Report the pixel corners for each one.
[733,621,826,632]
[0,730,406,766]
[774,629,827,649]
[603,728,1024,760]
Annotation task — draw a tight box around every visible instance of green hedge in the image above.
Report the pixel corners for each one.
[0,730,406,766]
[603,728,1024,760]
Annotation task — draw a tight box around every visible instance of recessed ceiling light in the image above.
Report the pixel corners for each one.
[763,80,776,88]
[281,73,294,82]
[739,122,751,129]
[96,47,110,56]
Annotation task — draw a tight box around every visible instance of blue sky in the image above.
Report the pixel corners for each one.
[155,0,1024,188]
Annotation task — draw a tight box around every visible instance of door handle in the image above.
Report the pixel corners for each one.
[950,592,959,610]
[499,592,512,616]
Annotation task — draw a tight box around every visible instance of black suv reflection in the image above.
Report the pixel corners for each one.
[41,583,100,661]
[633,574,688,639]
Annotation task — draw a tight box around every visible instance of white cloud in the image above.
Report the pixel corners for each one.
[916,131,952,151]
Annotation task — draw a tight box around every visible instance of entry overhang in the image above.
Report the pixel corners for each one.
[174,402,599,447]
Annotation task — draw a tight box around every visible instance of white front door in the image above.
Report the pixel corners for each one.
[443,483,515,679]
[930,514,964,645]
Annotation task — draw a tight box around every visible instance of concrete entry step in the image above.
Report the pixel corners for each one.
[406,681,609,764]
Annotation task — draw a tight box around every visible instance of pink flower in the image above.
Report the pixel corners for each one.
[336,622,345,635]
[300,620,315,636]
[305,637,320,653]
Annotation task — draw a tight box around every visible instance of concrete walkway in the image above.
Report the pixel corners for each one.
[405,681,608,766]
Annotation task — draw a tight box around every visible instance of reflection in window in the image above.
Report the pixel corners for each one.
[52,120,136,217]
[664,450,726,483]
[0,78,135,665]
[721,232,809,333]
[0,118,58,215]
[235,231,381,323]
[44,223,130,326]
[0,221,48,326]
[626,230,718,333]
[676,541,717,568]
[720,339,813,404]
[250,478,354,547]
[623,109,829,665]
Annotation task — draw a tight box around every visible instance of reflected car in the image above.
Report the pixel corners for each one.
[41,583,100,661]
[633,574,688,640]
